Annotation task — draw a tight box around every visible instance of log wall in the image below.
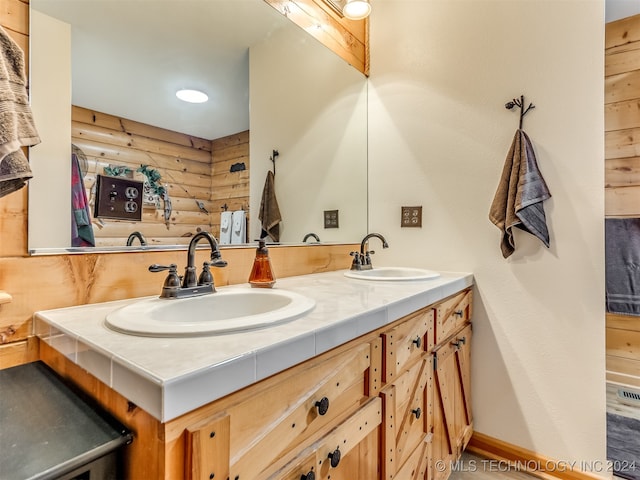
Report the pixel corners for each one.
[210,130,250,237]
[605,14,640,386]
[72,106,215,247]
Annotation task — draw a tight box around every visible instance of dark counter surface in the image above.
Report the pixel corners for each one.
[0,361,132,480]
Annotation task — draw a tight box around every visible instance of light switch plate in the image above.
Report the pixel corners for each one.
[401,206,422,228]
[324,210,339,229]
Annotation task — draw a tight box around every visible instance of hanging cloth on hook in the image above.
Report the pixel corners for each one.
[259,170,281,242]
[489,129,551,258]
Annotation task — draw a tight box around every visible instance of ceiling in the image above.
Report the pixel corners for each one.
[606,0,640,23]
[30,0,291,140]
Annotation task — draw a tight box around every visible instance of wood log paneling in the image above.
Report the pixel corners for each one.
[605,16,640,217]
[606,313,640,382]
[71,106,216,247]
[606,41,640,77]
[211,130,250,234]
[264,0,369,76]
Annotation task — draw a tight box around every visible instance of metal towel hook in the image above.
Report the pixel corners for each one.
[505,95,535,130]
[270,149,279,176]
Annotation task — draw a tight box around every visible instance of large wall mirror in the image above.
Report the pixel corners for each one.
[28,0,368,253]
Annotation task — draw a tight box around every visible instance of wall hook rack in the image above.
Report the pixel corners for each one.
[505,95,535,129]
[270,149,279,176]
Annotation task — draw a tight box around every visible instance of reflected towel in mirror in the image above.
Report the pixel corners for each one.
[219,211,232,245]
[259,170,281,242]
[231,210,246,244]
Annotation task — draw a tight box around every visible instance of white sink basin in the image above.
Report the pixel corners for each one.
[105,288,316,337]
[344,267,440,281]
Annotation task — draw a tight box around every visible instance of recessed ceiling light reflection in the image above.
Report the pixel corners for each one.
[176,89,209,103]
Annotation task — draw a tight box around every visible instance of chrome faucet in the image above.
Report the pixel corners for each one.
[350,233,388,271]
[149,231,227,299]
[126,231,147,246]
[303,232,320,243]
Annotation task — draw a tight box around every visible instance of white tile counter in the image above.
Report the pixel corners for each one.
[35,270,473,422]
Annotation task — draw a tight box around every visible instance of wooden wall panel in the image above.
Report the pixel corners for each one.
[606,313,640,383]
[605,15,640,383]
[264,0,369,76]
[72,106,216,247]
[211,130,250,237]
[605,15,640,218]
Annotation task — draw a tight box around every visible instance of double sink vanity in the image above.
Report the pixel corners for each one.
[35,266,474,479]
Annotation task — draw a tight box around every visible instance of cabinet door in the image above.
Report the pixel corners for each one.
[432,324,472,480]
[381,354,433,480]
[265,397,382,480]
[382,308,434,383]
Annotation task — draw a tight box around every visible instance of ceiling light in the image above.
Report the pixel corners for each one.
[342,0,371,20]
[176,89,208,104]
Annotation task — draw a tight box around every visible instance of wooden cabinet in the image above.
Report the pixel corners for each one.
[39,287,472,480]
[380,289,473,480]
[183,342,379,480]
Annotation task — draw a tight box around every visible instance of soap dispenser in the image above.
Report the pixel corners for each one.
[248,240,276,288]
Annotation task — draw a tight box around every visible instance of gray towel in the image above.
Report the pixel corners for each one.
[606,218,640,317]
[0,148,31,197]
[489,129,551,258]
[259,170,281,242]
[0,25,40,198]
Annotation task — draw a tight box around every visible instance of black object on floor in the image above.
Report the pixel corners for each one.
[607,412,640,480]
[0,361,133,480]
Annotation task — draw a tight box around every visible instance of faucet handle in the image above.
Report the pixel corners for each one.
[149,264,181,290]
[149,263,177,273]
[198,262,214,286]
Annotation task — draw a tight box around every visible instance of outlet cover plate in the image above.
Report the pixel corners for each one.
[401,206,422,228]
[324,210,339,229]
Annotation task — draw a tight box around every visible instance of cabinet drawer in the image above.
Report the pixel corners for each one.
[382,308,434,383]
[381,355,433,480]
[265,396,382,480]
[435,289,472,345]
[185,342,374,480]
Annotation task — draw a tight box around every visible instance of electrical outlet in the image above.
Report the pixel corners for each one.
[94,174,143,221]
[401,206,422,228]
[324,210,339,229]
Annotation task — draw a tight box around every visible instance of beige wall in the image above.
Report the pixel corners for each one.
[29,9,71,248]
[368,0,606,467]
[249,23,368,243]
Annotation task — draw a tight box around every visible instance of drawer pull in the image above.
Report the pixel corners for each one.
[300,468,315,480]
[315,397,330,416]
[412,336,422,349]
[328,447,341,468]
[454,309,464,317]
[451,336,466,348]
[412,407,422,419]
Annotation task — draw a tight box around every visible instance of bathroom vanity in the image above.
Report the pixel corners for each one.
[35,270,473,479]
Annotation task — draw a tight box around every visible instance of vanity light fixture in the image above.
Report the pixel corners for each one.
[176,89,209,104]
[342,0,371,20]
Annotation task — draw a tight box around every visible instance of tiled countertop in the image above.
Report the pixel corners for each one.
[35,270,473,422]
